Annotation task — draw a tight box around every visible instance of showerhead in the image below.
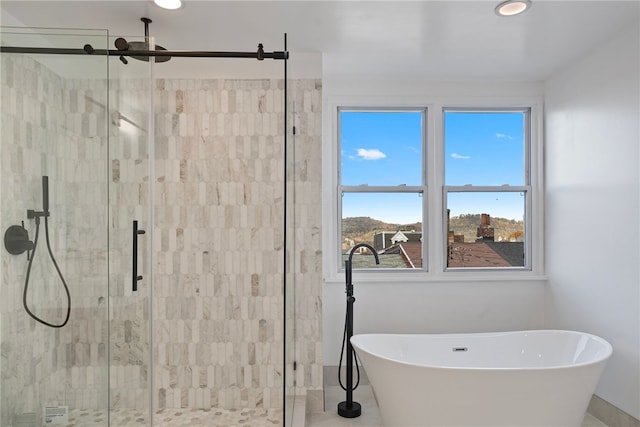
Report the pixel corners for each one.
[115,17,171,63]
[126,41,171,63]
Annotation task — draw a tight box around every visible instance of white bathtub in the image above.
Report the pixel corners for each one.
[351,330,612,427]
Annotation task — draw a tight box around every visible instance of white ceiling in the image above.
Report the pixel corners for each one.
[1,1,639,80]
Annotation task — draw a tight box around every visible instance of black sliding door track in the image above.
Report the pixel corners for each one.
[0,44,288,60]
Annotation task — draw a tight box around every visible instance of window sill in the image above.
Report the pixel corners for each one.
[323,271,548,285]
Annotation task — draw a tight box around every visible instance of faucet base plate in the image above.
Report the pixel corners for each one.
[338,401,361,418]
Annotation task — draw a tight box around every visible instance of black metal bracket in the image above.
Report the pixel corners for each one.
[27,209,49,219]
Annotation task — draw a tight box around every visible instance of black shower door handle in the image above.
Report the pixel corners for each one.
[132,220,146,292]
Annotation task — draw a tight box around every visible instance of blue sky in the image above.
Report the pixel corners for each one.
[341,111,423,186]
[340,110,525,223]
[444,111,524,187]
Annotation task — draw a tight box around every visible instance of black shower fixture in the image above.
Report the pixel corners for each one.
[4,176,71,328]
[115,17,171,64]
[2,31,288,61]
[338,243,380,419]
[4,223,34,256]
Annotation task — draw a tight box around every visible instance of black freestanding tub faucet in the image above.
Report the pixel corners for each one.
[338,243,379,418]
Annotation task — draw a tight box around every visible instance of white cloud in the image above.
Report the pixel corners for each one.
[357,148,387,160]
[451,153,471,160]
[496,133,513,140]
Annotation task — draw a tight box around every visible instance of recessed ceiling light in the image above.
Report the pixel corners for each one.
[495,0,531,16]
[154,0,183,10]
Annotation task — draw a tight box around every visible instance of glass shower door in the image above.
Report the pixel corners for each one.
[2,27,292,427]
[107,34,152,426]
[0,28,110,426]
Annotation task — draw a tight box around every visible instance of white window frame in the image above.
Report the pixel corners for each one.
[443,107,532,272]
[322,96,544,283]
[338,107,428,273]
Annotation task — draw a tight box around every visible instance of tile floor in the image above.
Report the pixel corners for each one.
[154,408,282,427]
[66,407,282,426]
[306,386,609,427]
[61,389,611,427]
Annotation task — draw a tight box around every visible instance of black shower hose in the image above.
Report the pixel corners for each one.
[23,215,71,328]
[338,308,361,391]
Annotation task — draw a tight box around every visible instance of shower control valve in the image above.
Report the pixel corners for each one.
[4,222,35,257]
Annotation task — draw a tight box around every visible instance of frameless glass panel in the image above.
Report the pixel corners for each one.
[1,28,109,426]
[286,69,322,425]
[340,110,423,186]
[108,35,151,426]
[342,192,423,269]
[446,191,525,268]
[285,69,296,426]
[444,111,526,186]
[150,53,286,426]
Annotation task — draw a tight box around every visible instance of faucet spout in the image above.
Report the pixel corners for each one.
[348,243,380,265]
[345,243,380,295]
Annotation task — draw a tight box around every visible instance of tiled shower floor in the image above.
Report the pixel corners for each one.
[67,407,282,427]
[154,408,282,427]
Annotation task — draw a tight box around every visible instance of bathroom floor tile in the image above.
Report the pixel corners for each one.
[68,407,282,426]
[582,413,609,427]
[307,386,608,427]
[306,385,382,427]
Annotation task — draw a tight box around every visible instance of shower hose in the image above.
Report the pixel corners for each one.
[23,214,71,328]
[338,309,361,391]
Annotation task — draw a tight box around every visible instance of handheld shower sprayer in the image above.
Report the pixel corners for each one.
[42,175,49,214]
[26,175,50,222]
[3,176,71,328]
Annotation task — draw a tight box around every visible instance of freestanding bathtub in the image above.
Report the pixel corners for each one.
[351,330,612,427]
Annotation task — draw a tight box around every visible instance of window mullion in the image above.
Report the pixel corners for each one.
[444,185,530,193]
[340,185,425,193]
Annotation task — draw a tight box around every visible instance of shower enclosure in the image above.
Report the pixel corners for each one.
[0,26,309,426]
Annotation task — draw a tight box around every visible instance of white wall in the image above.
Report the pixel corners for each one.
[321,77,547,365]
[322,19,640,420]
[545,22,640,420]
[323,279,545,365]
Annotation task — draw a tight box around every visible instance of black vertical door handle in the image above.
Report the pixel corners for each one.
[132,220,146,292]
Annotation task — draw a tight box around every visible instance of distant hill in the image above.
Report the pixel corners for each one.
[342,214,523,246]
[449,213,524,242]
[342,216,421,246]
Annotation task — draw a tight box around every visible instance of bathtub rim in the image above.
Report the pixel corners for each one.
[351,329,613,372]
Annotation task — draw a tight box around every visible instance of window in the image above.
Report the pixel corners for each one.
[338,108,427,270]
[332,102,539,276]
[444,109,530,270]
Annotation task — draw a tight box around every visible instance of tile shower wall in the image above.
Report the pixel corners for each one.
[289,80,323,395]
[153,77,286,410]
[0,53,109,425]
[151,77,325,411]
[108,76,324,414]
